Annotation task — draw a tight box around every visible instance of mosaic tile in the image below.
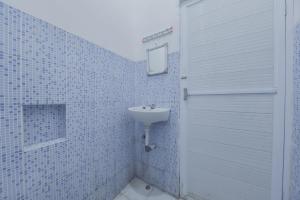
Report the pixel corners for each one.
[23,104,66,146]
[21,12,66,105]
[134,52,180,197]
[0,1,181,199]
[0,2,21,104]
[292,23,300,200]
[0,6,23,198]
[0,102,23,200]
[0,1,136,200]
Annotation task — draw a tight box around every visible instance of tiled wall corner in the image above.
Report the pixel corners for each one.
[0,1,136,200]
[134,52,180,197]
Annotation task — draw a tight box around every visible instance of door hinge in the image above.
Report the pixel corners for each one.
[184,88,188,100]
[181,75,187,80]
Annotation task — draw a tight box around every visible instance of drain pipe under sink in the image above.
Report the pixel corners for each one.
[144,126,156,152]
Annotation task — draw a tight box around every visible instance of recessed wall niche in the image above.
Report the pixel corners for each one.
[22,104,66,151]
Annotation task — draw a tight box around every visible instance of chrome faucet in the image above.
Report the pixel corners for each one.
[142,104,156,109]
[149,104,156,109]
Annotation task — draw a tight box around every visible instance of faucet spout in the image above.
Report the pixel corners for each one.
[149,104,156,109]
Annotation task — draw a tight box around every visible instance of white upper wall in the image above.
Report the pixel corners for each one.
[1,0,180,61]
[2,0,137,60]
[132,0,180,61]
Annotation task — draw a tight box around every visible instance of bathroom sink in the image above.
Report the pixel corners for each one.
[128,106,170,126]
[129,105,170,152]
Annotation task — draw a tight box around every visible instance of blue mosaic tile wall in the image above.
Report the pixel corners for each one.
[134,52,180,197]
[23,104,66,146]
[0,3,23,200]
[0,1,136,200]
[21,14,66,105]
[292,24,300,200]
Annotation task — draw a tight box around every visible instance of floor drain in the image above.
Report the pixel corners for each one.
[145,185,151,190]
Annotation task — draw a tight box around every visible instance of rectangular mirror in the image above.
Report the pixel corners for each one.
[147,43,168,76]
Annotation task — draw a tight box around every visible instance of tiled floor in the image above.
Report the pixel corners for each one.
[114,178,178,200]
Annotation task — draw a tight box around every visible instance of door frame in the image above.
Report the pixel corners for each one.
[178,0,289,199]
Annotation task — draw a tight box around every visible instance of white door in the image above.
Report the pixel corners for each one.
[180,0,286,200]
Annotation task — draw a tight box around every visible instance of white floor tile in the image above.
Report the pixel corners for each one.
[147,187,176,200]
[121,178,150,200]
[114,193,129,200]
[114,178,177,200]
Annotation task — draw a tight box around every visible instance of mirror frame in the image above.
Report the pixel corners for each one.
[146,43,168,76]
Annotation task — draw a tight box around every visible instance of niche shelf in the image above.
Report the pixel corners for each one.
[22,104,66,152]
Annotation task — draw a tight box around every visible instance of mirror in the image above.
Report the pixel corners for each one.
[147,43,168,75]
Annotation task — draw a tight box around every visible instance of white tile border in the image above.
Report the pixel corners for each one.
[23,138,67,152]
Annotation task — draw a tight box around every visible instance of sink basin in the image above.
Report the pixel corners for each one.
[129,106,170,152]
[128,106,170,126]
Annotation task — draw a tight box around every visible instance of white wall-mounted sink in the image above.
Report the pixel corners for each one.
[128,105,170,152]
[128,106,170,126]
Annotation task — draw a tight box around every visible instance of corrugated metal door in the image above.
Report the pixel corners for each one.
[180,0,286,199]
